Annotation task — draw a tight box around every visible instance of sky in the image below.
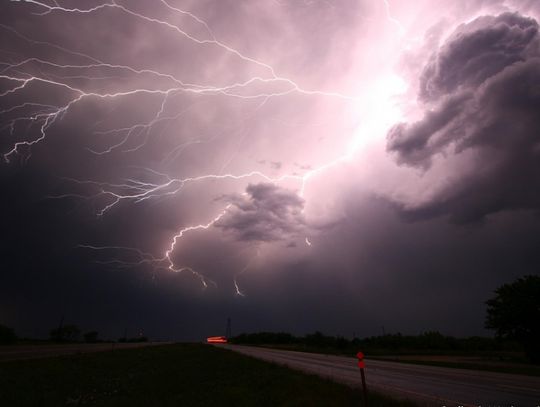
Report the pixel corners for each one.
[1,0,540,341]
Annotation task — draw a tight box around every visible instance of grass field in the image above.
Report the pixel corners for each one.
[369,355,540,377]
[0,343,416,407]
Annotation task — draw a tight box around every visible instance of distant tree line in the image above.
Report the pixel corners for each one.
[49,323,148,343]
[117,336,149,343]
[231,331,521,353]
[0,322,149,344]
[49,324,148,343]
[232,275,540,364]
[50,324,82,342]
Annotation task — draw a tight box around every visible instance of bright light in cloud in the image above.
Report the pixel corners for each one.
[348,74,408,154]
[0,0,463,292]
[2,0,539,302]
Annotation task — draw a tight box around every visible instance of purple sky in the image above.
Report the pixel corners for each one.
[1,0,540,341]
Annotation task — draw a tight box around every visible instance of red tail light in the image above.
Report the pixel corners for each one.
[206,336,228,343]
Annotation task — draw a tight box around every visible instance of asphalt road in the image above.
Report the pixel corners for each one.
[0,342,170,362]
[221,345,540,406]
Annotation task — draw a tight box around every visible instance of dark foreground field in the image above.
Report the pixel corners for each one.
[0,343,415,407]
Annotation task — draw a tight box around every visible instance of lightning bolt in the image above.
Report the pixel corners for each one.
[2,0,399,292]
[383,0,405,36]
[1,0,359,162]
[233,249,261,297]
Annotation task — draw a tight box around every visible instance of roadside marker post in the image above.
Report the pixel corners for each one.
[357,351,368,407]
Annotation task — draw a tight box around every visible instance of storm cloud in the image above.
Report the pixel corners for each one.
[1,0,539,341]
[216,183,305,242]
[387,12,540,222]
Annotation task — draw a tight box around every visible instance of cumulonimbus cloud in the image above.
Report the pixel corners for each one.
[215,183,306,242]
[387,12,540,222]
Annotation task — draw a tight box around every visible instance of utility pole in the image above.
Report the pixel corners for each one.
[225,317,231,339]
[54,315,65,342]
[57,315,64,332]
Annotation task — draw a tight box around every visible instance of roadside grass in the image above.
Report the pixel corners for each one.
[0,343,416,407]
[368,356,540,377]
[243,344,540,377]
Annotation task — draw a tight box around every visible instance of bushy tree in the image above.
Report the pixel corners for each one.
[50,324,81,342]
[486,275,540,363]
[83,331,99,343]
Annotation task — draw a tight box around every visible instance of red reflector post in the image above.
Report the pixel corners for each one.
[356,350,368,406]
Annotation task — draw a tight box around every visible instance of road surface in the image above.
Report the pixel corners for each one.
[0,342,170,362]
[221,345,540,406]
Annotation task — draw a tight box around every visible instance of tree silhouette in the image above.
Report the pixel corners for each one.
[50,324,81,342]
[84,331,99,343]
[486,275,540,363]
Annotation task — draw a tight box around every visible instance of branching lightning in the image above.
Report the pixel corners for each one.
[2,0,401,293]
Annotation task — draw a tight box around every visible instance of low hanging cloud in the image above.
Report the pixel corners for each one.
[215,183,306,242]
[387,12,540,222]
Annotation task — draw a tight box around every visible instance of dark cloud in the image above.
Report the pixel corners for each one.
[388,12,540,222]
[0,0,361,341]
[215,183,305,242]
[386,91,472,167]
[2,0,539,343]
[419,13,539,101]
